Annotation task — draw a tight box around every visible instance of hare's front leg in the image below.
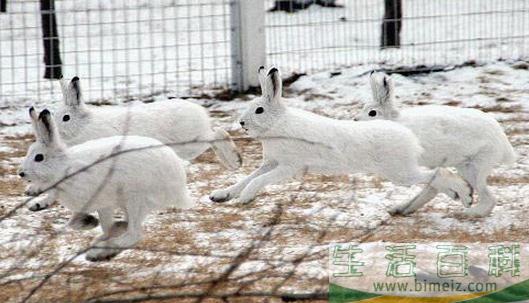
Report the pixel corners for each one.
[238,165,299,204]
[86,203,146,262]
[27,188,56,211]
[210,161,276,203]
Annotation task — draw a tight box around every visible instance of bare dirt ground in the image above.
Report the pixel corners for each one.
[0,63,528,302]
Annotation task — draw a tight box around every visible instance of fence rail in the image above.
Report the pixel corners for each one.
[0,0,528,104]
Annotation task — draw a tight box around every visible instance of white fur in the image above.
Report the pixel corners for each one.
[354,72,516,217]
[19,108,192,261]
[210,67,472,207]
[26,77,241,211]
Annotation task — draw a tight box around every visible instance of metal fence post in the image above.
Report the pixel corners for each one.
[40,0,63,79]
[230,0,266,91]
[381,0,402,49]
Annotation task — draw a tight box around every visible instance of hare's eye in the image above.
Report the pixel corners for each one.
[62,115,70,122]
[368,110,377,117]
[255,107,264,114]
[34,154,44,162]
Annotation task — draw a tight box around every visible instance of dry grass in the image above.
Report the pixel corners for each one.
[471,103,522,113]
[443,100,462,106]
[0,135,33,197]
[0,99,527,302]
[488,175,529,185]
[364,217,529,243]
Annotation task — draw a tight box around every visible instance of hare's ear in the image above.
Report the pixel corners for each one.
[370,72,394,106]
[62,76,83,107]
[29,106,40,135]
[36,109,62,147]
[59,76,69,100]
[257,65,266,94]
[264,67,282,102]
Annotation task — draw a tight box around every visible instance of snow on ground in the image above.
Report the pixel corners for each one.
[0,61,528,301]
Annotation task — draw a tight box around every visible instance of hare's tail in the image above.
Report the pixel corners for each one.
[501,137,516,166]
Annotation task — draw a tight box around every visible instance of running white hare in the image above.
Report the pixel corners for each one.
[210,67,472,207]
[354,72,516,217]
[18,108,193,261]
[26,76,240,211]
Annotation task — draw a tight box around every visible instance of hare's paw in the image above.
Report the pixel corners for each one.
[390,203,416,216]
[399,206,419,216]
[68,214,99,230]
[85,246,120,262]
[209,189,234,203]
[27,196,52,211]
[462,206,492,218]
[445,178,473,208]
[454,183,473,208]
[24,185,42,197]
[238,188,256,204]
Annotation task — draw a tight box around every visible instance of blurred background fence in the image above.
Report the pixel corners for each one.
[266,0,529,75]
[0,0,233,104]
[0,0,528,104]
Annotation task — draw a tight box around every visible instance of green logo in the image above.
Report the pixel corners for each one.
[385,244,416,278]
[332,244,364,277]
[436,245,469,278]
[329,242,529,302]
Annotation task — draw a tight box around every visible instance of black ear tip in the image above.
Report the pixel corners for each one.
[71,76,80,82]
[29,106,35,114]
[258,66,265,72]
[38,109,51,119]
[370,70,375,75]
[267,67,278,76]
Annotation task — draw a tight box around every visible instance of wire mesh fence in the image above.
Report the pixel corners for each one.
[266,0,529,75]
[0,0,233,104]
[1,0,529,104]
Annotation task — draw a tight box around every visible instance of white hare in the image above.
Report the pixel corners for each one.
[18,108,193,261]
[354,72,516,217]
[210,67,472,207]
[26,76,240,211]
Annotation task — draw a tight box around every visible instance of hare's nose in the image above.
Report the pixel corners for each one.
[240,121,245,126]
[18,172,25,178]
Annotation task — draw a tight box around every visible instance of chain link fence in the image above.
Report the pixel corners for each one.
[266,0,529,75]
[1,0,528,104]
[0,0,233,104]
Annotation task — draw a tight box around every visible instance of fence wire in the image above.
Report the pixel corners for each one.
[266,0,529,75]
[0,0,233,104]
[1,0,529,105]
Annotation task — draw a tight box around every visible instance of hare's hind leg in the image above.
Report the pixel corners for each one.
[86,203,147,261]
[210,128,242,170]
[386,165,472,214]
[393,186,438,215]
[172,137,210,161]
[458,163,496,217]
[67,212,99,230]
[92,207,115,240]
[425,168,472,207]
